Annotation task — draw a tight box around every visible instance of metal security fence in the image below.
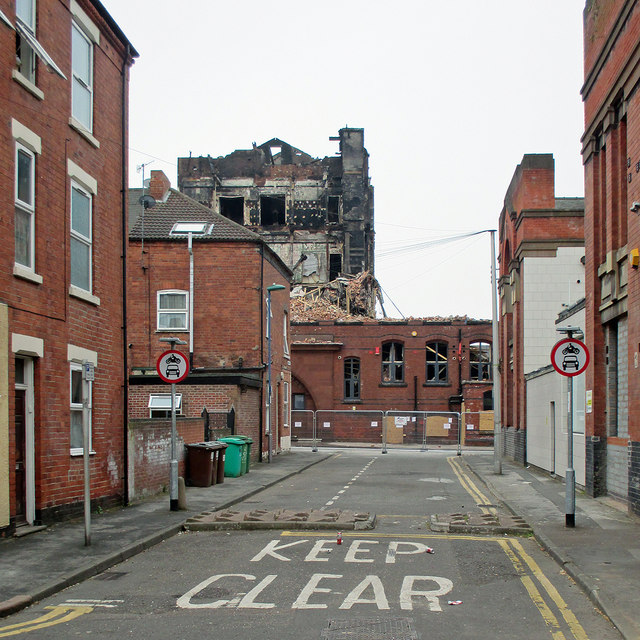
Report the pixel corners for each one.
[316,410,385,449]
[383,411,462,453]
[461,411,495,446]
[290,409,480,453]
[291,410,315,441]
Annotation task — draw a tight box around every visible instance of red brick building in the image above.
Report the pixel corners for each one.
[127,172,292,497]
[498,154,584,465]
[0,0,137,532]
[581,0,640,511]
[291,317,493,444]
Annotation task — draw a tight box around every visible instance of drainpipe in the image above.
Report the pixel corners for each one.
[259,244,265,459]
[121,45,130,506]
[188,232,194,369]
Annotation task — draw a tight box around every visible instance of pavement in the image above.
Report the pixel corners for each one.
[463,452,640,640]
[0,448,638,640]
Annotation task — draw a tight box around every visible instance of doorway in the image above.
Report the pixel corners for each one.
[14,357,35,525]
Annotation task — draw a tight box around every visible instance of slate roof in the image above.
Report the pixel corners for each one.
[128,188,262,243]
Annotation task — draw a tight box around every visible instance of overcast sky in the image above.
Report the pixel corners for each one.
[105,0,586,320]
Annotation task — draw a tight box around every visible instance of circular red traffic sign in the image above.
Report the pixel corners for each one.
[156,350,189,383]
[550,338,589,377]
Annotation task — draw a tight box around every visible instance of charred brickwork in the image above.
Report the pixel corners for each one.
[177,128,374,296]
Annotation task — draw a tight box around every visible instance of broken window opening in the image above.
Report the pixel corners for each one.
[269,146,282,163]
[260,195,286,226]
[426,341,448,383]
[327,196,340,223]
[329,254,342,281]
[381,341,404,383]
[344,357,360,400]
[483,389,493,411]
[220,197,244,224]
[469,341,491,381]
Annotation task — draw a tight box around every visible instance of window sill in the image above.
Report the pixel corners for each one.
[342,399,362,404]
[14,263,43,284]
[70,449,96,457]
[423,382,451,387]
[379,383,408,388]
[69,285,100,306]
[155,329,189,333]
[69,117,100,148]
[12,70,44,100]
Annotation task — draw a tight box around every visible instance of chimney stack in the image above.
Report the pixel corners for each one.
[148,170,171,202]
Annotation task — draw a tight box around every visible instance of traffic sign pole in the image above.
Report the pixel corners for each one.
[170,381,178,511]
[158,338,189,512]
[566,374,575,528]
[551,331,589,528]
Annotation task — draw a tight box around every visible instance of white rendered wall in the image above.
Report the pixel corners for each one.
[522,247,585,375]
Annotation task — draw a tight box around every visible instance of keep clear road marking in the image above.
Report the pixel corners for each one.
[448,456,588,640]
[323,458,376,509]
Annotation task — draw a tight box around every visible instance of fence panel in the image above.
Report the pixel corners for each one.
[384,411,462,452]
[315,410,385,448]
[461,411,495,446]
[291,410,315,444]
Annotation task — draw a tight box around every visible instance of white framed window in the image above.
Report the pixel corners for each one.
[157,290,188,330]
[70,362,91,454]
[71,21,93,131]
[283,381,289,427]
[15,142,35,270]
[14,0,65,84]
[70,181,92,292]
[15,0,35,83]
[148,394,182,418]
[283,311,290,357]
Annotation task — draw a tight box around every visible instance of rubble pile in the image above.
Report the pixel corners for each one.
[290,271,381,322]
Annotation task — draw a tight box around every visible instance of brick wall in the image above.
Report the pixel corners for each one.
[127,418,231,500]
[582,0,640,511]
[1,0,133,530]
[291,319,493,418]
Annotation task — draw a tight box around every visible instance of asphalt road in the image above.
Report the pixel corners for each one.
[0,449,621,639]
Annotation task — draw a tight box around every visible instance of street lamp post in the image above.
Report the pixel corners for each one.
[266,284,286,463]
[490,230,502,474]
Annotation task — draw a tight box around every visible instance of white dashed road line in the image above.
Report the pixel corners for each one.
[323,458,376,509]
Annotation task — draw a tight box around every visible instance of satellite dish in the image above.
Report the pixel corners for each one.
[138,195,156,209]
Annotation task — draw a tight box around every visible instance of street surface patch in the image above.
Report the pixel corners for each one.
[321,616,418,639]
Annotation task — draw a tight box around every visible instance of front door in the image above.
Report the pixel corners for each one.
[14,389,27,524]
[14,357,35,525]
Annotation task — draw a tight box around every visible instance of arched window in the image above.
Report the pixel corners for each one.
[469,341,491,380]
[382,342,404,383]
[344,357,360,400]
[426,341,448,383]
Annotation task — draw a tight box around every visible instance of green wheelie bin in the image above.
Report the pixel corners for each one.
[219,437,247,477]
[235,436,253,472]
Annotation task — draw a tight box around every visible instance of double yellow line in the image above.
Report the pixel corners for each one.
[449,456,588,640]
[447,455,497,515]
[0,605,93,637]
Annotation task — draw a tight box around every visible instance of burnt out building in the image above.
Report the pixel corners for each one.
[177,128,374,289]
